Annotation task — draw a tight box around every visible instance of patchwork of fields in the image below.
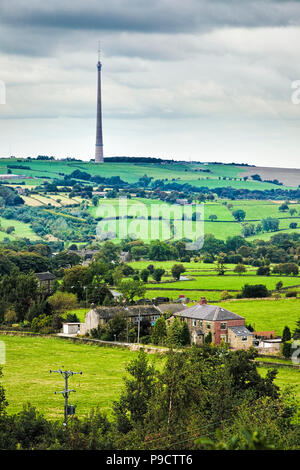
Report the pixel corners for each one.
[1,157,300,243]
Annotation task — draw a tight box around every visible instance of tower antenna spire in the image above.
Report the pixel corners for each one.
[98,40,101,62]
[95,42,104,163]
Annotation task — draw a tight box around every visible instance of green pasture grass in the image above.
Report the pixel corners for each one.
[0,217,40,241]
[217,298,300,333]
[147,275,300,292]
[0,334,298,423]
[0,335,162,420]
[247,228,300,242]
[145,289,223,302]
[277,218,300,229]
[0,231,15,241]
[203,221,242,239]
[202,203,235,221]
[231,203,299,221]
[128,261,254,273]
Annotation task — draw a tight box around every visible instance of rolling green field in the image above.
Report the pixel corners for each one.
[218,298,300,333]
[147,275,300,292]
[0,335,162,420]
[0,335,299,422]
[0,217,41,241]
[0,159,290,191]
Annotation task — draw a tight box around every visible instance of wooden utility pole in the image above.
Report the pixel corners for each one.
[50,369,82,428]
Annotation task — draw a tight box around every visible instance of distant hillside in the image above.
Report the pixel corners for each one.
[238,165,300,187]
[0,157,298,191]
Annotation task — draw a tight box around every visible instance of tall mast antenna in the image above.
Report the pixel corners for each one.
[98,40,101,62]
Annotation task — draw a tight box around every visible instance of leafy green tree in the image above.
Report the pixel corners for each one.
[95,241,121,263]
[52,250,81,269]
[152,268,165,282]
[151,316,167,345]
[107,313,127,341]
[256,266,270,276]
[282,326,291,342]
[0,272,39,322]
[47,291,77,314]
[31,314,53,333]
[180,322,190,346]
[87,279,113,306]
[282,342,292,359]
[148,241,175,261]
[234,263,247,275]
[262,218,279,232]
[62,265,91,301]
[241,284,270,298]
[140,269,150,283]
[205,331,212,344]
[279,203,289,212]
[216,253,226,276]
[117,279,146,303]
[113,350,157,433]
[92,195,99,206]
[276,281,283,291]
[232,210,246,222]
[167,318,183,347]
[171,264,186,281]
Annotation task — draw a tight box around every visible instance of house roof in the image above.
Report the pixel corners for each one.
[228,326,253,337]
[90,305,161,320]
[110,290,122,298]
[175,303,244,322]
[35,271,56,281]
[156,303,186,315]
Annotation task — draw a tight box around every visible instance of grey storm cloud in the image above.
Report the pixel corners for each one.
[1,0,300,34]
[0,0,299,59]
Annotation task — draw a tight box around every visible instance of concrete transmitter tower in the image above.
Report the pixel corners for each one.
[95,48,104,163]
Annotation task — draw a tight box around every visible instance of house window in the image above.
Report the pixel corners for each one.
[199,320,203,327]
[192,319,197,327]
[220,323,227,330]
[206,323,211,329]
[242,336,247,341]
[220,334,227,342]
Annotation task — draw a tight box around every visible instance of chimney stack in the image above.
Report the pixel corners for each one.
[199,297,207,305]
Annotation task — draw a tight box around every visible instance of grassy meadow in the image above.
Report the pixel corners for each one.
[0,335,299,422]
[0,335,162,420]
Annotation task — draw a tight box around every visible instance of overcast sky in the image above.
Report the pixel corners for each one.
[0,0,300,167]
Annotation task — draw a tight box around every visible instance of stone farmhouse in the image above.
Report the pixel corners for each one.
[35,271,56,295]
[73,297,253,350]
[80,304,184,336]
[173,297,253,349]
